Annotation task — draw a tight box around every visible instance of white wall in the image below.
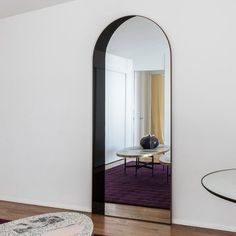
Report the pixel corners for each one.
[0,0,235,232]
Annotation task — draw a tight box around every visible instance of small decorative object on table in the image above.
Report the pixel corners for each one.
[140,134,159,149]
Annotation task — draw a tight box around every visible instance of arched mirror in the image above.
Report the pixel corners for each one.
[93,15,172,224]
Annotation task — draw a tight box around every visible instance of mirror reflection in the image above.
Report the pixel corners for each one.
[104,16,171,223]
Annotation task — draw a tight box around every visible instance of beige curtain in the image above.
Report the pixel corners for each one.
[151,74,164,144]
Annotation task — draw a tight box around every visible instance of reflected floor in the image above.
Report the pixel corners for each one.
[105,203,170,224]
[105,162,171,209]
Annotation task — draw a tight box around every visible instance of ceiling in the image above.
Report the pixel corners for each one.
[0,0,75,19]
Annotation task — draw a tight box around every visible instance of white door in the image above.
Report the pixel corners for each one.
[105,53,133,164]
[133,71,151,145]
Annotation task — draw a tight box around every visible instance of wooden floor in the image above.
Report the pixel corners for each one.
[105,203,170,224]
[0,201,234,236]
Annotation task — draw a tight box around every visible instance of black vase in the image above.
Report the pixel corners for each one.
[140,134,159,149]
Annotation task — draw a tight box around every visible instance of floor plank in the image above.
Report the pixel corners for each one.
[0,201,234,236]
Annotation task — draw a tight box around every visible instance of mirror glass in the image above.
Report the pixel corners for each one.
[104,16,171,223]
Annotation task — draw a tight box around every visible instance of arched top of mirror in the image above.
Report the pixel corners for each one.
[107,16,170,71]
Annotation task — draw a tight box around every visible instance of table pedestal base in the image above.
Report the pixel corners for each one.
[124,156,155,176]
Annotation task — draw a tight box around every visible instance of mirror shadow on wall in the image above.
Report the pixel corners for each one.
[93,16,171,224]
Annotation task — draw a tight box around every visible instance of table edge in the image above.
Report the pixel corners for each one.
[201,168,236,203]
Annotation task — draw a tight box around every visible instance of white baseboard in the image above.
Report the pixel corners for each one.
[173,218,236,233]
[105,159,124,170]
[0,196,91,213]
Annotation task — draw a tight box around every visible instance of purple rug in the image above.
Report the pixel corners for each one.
[105,162,171,209]
[0,219,9,224]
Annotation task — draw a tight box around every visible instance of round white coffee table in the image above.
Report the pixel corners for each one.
[159,153,171,183]
[201,168,236,203]
[159,153,171,166]
[117,145,170,176]
[0,212,94,236]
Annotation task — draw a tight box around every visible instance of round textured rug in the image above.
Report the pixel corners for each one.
[0,212,93,236]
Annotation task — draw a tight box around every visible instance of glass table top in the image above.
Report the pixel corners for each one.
[201,169,236,203]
